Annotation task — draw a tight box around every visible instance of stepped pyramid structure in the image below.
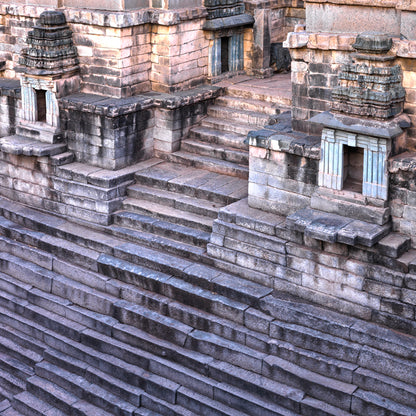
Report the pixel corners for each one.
[0,1,415,416]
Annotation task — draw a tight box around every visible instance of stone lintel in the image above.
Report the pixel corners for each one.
[202,14,254,31]
[310,111,406,140]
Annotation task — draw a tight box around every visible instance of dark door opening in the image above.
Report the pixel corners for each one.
[343,145,364,193]
[221,37,229,74]
[36,90,47,122]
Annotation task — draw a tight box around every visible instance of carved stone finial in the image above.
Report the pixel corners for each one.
[352,31,393,54]
[19,10,79,76]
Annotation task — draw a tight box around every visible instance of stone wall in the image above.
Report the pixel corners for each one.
[0,79,20,138]
[0,4,209,97]
[208,198,416,335]
[59,95,155,170]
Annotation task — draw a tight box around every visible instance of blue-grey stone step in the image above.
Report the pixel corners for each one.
[352,367,416,408]
[12,391,63,416]
[352,389,416,416]
[0,135,67,157]
[112,211,211,247]
[0,351,34,383]
[110,225,209,263]
[121,197,214,232]
[181,139,249,166]
[188,126,248,150]
[34,361,138,416]
[97,253,250,323]
[127,183,223,219]
[0,368,25,397]
[133,161,247,204]
[0,334,42,368]
[163,150,249,179]
[263,355,357,412]
[270,321,361,364]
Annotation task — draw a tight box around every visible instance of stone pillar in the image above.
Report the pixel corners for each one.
[251,9,273,77]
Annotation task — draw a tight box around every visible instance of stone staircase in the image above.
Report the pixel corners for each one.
[160,83,288,179]
[0,196,414,416]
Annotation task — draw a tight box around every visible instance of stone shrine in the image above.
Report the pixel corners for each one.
[17,10,80,143]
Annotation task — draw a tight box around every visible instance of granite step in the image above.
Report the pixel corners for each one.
[201,116,257,136]
[163,150,249,179]
[121,197,214,232]
[181,139,249,165]
[214,96,281,115]
[133,161,248,204]
[207,105,271,126]
[127,183,223,219]
[188,126,248,150]
[112,211,211,247]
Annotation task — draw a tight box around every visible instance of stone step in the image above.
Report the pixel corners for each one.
[0,368,25,398]
[163,150,249,179]
[109,223,208,262]
[0,321,46,357]
[0,334,43,368]
[34,361,139,415]
[201,116,256,136]
[76,329,305,416]
[181,139,249,166]
[352,367,416,409]
[12,391,65,416]
[260,295,416,361]
[127,183,223,219]
[112,211,211,248]
[352,389,416,416]
[133,161,248,204]
[122,197,214,232]
[0,352,35,382]
[214,96,281,115]
[207,105,271,126]
[263,355,357,412]
[27,375,118,416]
[188,126,248,151]
[225,77,292,107]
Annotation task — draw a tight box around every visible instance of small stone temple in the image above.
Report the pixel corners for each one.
[0,1,415,416]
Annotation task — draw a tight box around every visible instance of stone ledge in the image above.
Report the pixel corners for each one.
[0,79,21,98]
[60,86,222,116]
[143,85,222,109]
[310,111,408,140]
[59,93,154,116]
[0,135,67,157]
[287,208,391,247]
[247,112,320,159]
[0,5,207,27]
